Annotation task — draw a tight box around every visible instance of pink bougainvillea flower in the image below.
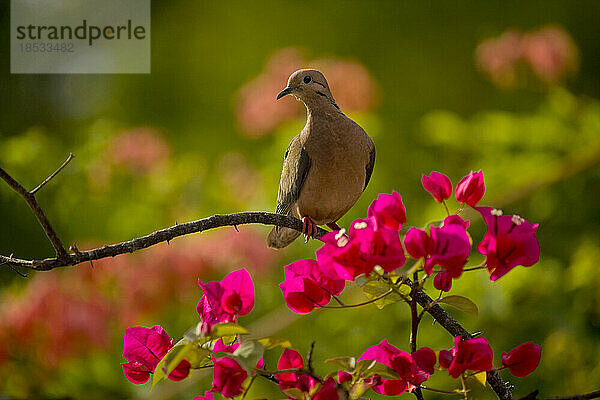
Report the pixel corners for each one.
[212,338,264,369]
[316,217,406,281]
[121,325,190,384]
[424,223,470,278]
[313,377,340,400]
[279,259,345,314]
[197,269,255,331]
[359,340,432,395]
[501,342,542,377]
[443,214,470,229]
[412,347,436,375]
[442,336,494,378]
[476,207,540,281]
[422,172,453,203]
[338,370,352,384]
[220,269,255,315]
[404,228,432,259]
[367,191,407,231]
[433,271,453,292]
[193,390,214,400]
[276,348,317,393]
[455,170,485,206]
[438,349,453,369]
[212,357,248,398]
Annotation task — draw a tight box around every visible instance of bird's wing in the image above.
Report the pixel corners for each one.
[364,141,376,190]
[275,136,311,217]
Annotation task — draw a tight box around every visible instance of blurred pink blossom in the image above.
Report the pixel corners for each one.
[236,48,379,137]
[110,127,170,173]
[476,25,577,88]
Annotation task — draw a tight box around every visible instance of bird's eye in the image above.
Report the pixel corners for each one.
[303,75,312,84]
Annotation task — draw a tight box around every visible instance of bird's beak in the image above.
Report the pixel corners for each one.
[276,86,295,100]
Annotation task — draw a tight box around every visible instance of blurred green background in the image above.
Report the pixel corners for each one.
[1,1,600,399]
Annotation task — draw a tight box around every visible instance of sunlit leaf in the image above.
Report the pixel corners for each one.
[325,356,356,371]
[361,280,403,309]
[282,387,305,399]
[151,356,166,390]
[438,295,479,317]
[210,323,249,339]
[232,341,264,373]
[257,337,292,350]
[472,371,487,386]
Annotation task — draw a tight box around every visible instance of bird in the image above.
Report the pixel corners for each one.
[267,69,375,248]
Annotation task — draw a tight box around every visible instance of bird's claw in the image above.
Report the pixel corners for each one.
[302,217,317,243]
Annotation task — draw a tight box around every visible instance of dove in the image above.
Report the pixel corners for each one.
[267,69,375,248]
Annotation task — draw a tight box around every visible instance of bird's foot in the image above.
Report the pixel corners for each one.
[302,217,317,243]
[327,222,342,231]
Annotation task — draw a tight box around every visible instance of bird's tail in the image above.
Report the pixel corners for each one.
[267,226,301,248]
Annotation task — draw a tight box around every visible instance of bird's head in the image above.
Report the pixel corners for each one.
[276,69,338,109]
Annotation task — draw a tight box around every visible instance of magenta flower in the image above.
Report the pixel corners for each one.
[338,370,352,383]
[442,336,494,378]
[411,347,436,375]
[358,340,433,395]
[121,325,190,384]
[197,268,255,331]
[455,170,485,206]
[313,377,340,400]
[443,214,470,229]
[367,191,407,230]
[476,207,540,281]
[193,391,214,400]
[275,349,317,393]
[501,342,541,377]
[316,217,406,281]
[433,271,453,292]
[212,339,264,369]
[404,227,432,259]
[279,259,345,314]
[422,172,453,202]
[424,223,471,278]
[212,357,248,398]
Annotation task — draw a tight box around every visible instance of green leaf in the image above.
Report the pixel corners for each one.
[438,295,479,317]
[361,280,402,309]
[354,358,377,376]
[210,323,249,339]
[151,356,166,390]
[232,341,264,373]
[360,361,401,380]
[472,371,487,386]
[165,343,210,376]
[325,356,356,371]
[282,387,305,399]
[257,337,292,350]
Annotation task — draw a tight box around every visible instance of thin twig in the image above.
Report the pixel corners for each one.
[0,212,327,271]
[410,271,425,400]
[30,153,75,194]
[318,290,393,309]
[0,157,72,260]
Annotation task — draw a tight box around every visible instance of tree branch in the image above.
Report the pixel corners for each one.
[405,279,515,400]
[0,154,75,261]
[0,212,327,271]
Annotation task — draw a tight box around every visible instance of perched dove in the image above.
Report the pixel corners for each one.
[267,69,375,248]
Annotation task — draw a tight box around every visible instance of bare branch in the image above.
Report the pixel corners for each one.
[0,212,327,271]
[0,157,71,260]
[405,278,515,400]
[30,153,75,194]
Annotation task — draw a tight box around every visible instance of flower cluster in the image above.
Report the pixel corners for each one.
[476,25,578,88]
[197,268,255,332]
[121,170,544,399]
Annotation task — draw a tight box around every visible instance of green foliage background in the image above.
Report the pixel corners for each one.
[1,1,600,399]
